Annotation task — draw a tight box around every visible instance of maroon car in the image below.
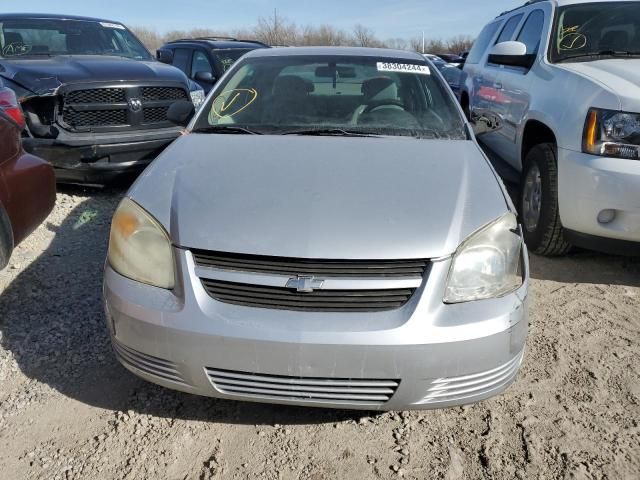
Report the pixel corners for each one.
[0,86,56,270]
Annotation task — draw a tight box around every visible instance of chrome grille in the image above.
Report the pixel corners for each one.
[113,339,186,385]
[201,279,415,312]
[192,250,428,278]
[205,368,400,405]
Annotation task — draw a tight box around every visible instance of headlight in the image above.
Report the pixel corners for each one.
[444,213,523,304]
[108,198,175,289]
[583,108,640,160]
[190,89,206,111]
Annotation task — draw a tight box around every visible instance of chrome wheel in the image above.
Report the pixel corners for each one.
[522,164,542,232]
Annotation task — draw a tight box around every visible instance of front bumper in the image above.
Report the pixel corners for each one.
[558,148,640,251]
[103,249,529,411]
[23,127,182,184]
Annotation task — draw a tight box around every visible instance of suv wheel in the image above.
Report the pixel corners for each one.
[0,205,14,270]
[519,143,571,256]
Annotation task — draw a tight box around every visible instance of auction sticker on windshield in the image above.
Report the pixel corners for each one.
[99,22,125,29]
[377,62,430,75]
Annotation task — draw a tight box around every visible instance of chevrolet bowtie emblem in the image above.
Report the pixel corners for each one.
[286,276,325,293]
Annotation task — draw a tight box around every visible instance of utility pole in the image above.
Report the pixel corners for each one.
[422,31,426,54]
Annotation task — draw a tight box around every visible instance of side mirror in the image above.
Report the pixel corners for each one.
[167,100,195,126]
[488,41,536,69]
[194,71,216,84]
[470,108,502,136]
[156,48,174,64]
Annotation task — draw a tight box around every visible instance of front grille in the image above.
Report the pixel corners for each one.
[205,367,400,405]
[113,339,186,385]
[201,279,415,312]
[60,85,188,131]
[142,86,189,101]
[192,250,428,278]
[63,109,127,127]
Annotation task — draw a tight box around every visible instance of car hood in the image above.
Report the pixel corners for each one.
[558,59,640,111]
[129,135,509,259]
[0,55,188,95]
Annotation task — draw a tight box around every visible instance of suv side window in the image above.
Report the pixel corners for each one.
[466,21,502,64]
[517,10,545,54]
[191,51,213,77]
[172,48,192,75]
[495,14,524,44]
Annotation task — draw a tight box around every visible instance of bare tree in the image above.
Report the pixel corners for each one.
[254,10,299,46]
[130,26,164,51]
[385,38,409,51]
[446,35,475,54]
[352,24,380,48]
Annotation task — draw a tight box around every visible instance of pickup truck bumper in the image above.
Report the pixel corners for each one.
[23,127,182,184]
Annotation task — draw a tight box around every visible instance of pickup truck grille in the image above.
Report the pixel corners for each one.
[60,85,189,131]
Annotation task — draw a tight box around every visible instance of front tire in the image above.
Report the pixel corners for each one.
[519,143,571,256]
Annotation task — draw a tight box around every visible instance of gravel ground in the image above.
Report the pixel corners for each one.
[0,187,638,480]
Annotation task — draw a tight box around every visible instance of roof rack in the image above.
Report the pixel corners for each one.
[497,0,547,17]
[167,37,268,47]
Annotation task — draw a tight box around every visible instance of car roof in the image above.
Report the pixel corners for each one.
[165,38,268,49]
[0,12,124,24]
[244,46,426,61]
[499,0,631,17]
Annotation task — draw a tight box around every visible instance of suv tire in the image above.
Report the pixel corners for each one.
[0,205,14,270]
[519,143,571,256]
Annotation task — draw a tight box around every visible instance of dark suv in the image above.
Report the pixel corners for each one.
[157,37,269,92]
[0,14,202,184]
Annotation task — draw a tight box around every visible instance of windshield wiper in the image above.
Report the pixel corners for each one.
[191,125,263,135]
[558,50,640,63]
[280,127,381,137]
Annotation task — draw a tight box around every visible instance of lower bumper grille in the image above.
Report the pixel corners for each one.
[205,368,400,405]
[113,340,186,385]
[417,350,524,405]
[201,279,415,312]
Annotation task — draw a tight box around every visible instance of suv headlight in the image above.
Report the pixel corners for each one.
[583,108,640,160]
[190,89,206,110]
[108,198,175,289]
[444,213,523,304]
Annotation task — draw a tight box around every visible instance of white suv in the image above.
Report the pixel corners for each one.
[462,0,639,256]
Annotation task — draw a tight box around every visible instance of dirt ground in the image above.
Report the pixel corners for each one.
[0,187,638,480]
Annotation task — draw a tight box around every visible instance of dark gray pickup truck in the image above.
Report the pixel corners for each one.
[0,13,203,184]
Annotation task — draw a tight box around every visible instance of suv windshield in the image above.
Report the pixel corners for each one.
[550,2,640,63]
[194,54,466,139]
[0,18,152,60]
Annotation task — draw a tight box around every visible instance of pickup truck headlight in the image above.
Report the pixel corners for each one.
[190,89,206,111]
[444,213,523,304]
[583,108,640,160]
[108,198,175,289]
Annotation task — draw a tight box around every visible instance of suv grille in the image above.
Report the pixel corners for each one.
[60,85,189,131]
[205,367,400,405]
[201,279,416,312]
[192,250,428,278]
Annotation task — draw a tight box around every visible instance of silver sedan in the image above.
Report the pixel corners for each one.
[103,47,528,410]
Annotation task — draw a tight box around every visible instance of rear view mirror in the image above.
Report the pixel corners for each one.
[167,100,195,126]
[471,108,502,136]
[488,41,536,69]
[194,71,216,84]
[156,48,174,64]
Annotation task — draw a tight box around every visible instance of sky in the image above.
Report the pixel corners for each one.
[1,0,524,40]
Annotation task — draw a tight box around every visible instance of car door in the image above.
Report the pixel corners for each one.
[476,12,525,159]
[498,8,547,169]
[191,49,216,93]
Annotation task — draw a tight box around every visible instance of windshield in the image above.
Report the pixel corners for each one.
[194,54,466,139]
[550,2,640,62]
[0,18,153,60]
[212,48,257,72]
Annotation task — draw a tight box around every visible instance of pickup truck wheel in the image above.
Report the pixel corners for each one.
[0,205,14,270]
[520,143,571,256]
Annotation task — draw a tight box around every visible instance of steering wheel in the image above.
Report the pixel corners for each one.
[363,99,406,114]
